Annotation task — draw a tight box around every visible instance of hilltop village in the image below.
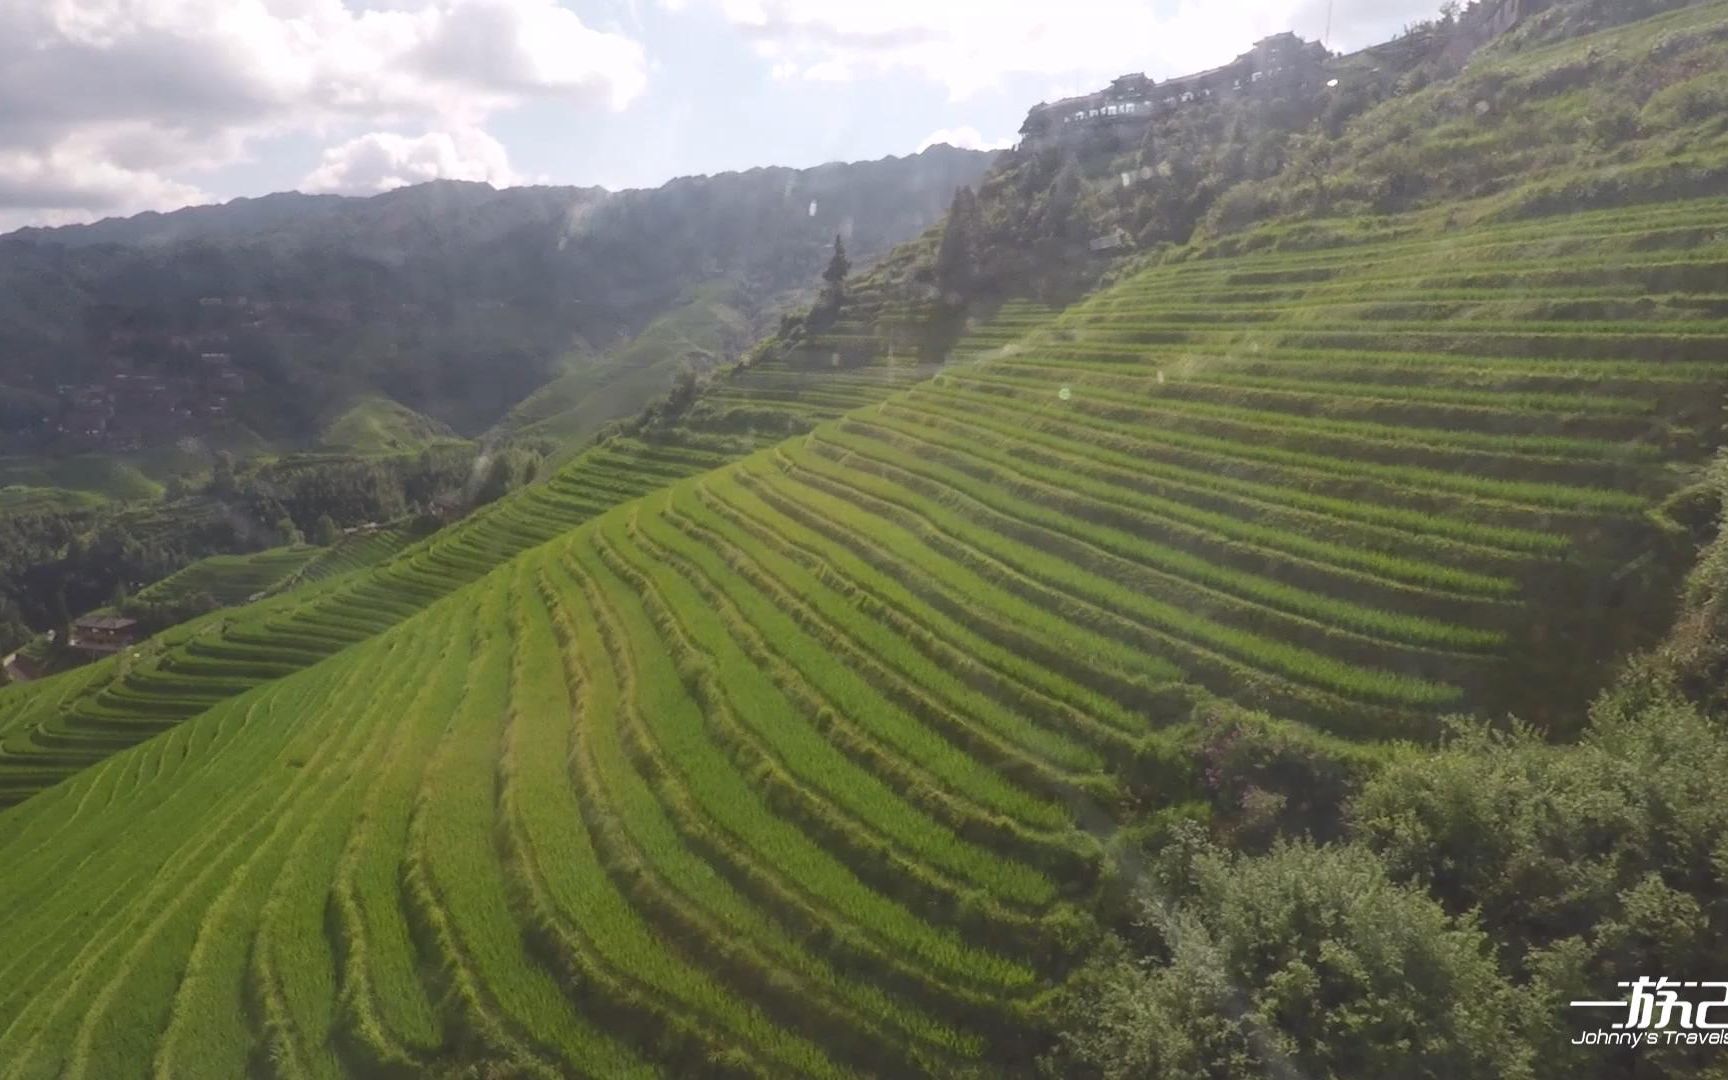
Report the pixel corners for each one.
[7,292,364,453]
[1020,0,1543,147]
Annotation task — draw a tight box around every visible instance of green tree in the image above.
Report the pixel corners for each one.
[49,588,72,652]
[934,186,981,298]
[810,233,853,327]
[1041,160,1085,247]
[664,365,701,419]
[1351,691,1728,1079]
[1195,702,1374,849]
[313,513,341,547]
[0,597,30,657]
[1650,450,1728,712]
[1287,132,1336,213]
[822,233,850,288]
[473,452,520,508]
[1048,837,1531,1080]
[208,452,238,499]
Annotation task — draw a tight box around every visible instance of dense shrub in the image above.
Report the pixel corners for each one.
[1047,838,1530,1080]
[1641,70,1728,130]
[1195,703,1374,849]
[1351,688,1728,1078]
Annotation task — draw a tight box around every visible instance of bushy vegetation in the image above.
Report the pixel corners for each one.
[1052,616,1728,1080]
[0,444,479,665]
[1048,839,1532,1080]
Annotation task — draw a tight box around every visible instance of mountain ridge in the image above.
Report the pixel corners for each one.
[0,146,991,248]
[0,145,996,450]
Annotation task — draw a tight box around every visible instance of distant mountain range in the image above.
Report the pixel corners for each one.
[0,146,994,453]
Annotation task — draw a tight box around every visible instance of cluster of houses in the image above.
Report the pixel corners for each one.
[1019,0,1542,147]
[1019,33,1331,144]
[42,286,391,454]
[19,284,391,453]
[31,294,290,451]
[52,358,246,451]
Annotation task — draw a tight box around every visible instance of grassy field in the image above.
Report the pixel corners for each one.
[0,456,160,501]
[0,176,1722,1073]
[318,398,461,455]
[0,486,107,514]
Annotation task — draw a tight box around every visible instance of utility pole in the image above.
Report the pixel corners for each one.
[1324,0,1334,48]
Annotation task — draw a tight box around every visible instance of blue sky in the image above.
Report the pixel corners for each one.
[0,0,1449,231]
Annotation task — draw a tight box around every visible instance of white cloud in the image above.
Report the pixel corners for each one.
[302,126,529,194]
[0,137,212,231]
[916,126,1013,153]
[0,0,647,228]
[800,59,854,82]
[688,0,1447,99]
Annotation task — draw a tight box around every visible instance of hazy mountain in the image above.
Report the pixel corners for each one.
[0,145,995,448]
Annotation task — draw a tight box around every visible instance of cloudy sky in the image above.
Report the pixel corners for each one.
[1,0,1450,232]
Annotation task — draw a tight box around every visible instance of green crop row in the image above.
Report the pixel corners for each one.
[943,367,1654,467]
[919,381,1646,514]
[834,410,1526,599]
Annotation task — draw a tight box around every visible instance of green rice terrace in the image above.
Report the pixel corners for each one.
[0,177,1723,1075]
[131,546,323,609]
[0,486,107,514]
[0,310,939,808]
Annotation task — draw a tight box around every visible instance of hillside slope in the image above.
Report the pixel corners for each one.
[490,282,755,458]
[0,291,960,805]
[131,546,321,609]
[1,3,1726,1073]
[318,399,459,455]
[804,0,1728,356]
[0,176,1724,1071]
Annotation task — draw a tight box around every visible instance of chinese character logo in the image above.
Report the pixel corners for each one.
[1571,979,1728,1047]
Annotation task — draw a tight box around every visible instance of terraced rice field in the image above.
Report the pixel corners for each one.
[0,191,1723,1074]
[0,486,106,514]
[132,546,321,608]
[943,217,1728,725]
[0,317,959,807]
[0,525,1086,1077]
[290,527,417,586]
